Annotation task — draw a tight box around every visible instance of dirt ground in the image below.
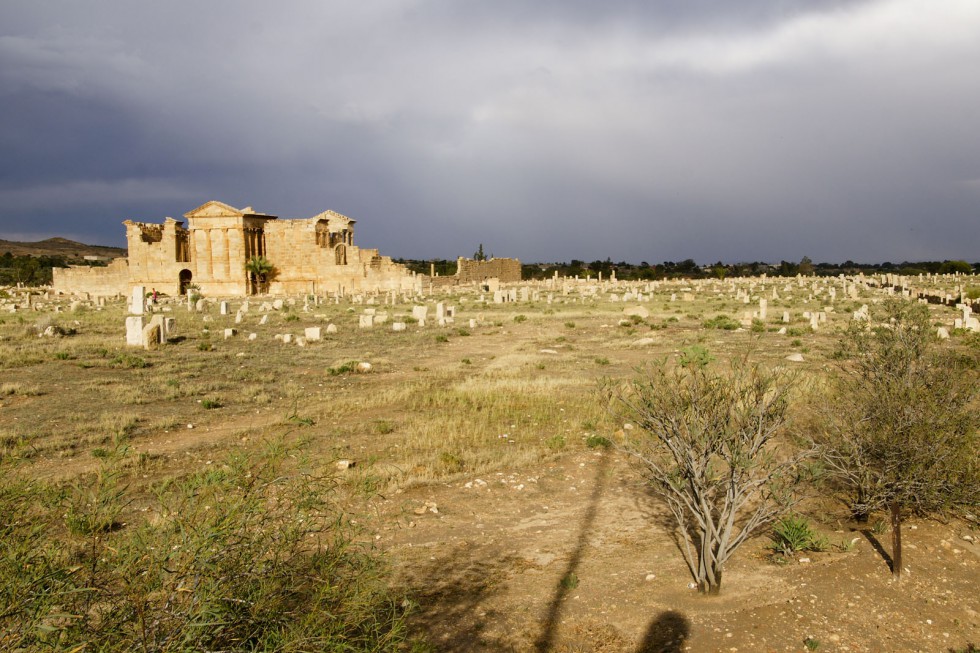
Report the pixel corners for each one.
[378,450,979,652]
[2,286,977,652]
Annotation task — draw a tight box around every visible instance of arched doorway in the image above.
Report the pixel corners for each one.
[178,269,192,295]
[335,244,347,265]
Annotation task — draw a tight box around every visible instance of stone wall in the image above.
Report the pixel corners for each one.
[53,258,130,296]
[456,257,522,283]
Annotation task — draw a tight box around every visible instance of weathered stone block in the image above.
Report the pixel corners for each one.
[125,316,145,346]
[304,327,321,341]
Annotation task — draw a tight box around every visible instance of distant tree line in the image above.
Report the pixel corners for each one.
[395,255,978,281]
[0,252,69,286]
[518,257,979,281]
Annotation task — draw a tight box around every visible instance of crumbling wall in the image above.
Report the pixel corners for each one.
[456,257,521,283]
[53,258,130,296]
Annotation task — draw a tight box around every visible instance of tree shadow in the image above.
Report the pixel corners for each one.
[630,481,698,582]
[534,451,611,653]
[635,610,691,653]
[399,544,523,652]
[859,529,894,572]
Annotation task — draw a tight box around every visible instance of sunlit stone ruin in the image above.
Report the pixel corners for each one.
[53,201,424,297]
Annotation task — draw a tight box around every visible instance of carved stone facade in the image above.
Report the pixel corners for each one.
[54,201,418,297]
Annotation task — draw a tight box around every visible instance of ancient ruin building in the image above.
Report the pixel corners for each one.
[455,257,522,283]
[53,201,417,297]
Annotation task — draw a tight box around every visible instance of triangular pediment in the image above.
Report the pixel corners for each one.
[184,200,244,219]
[311,210,356,225]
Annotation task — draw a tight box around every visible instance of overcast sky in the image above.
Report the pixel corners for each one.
[1,1,978,264]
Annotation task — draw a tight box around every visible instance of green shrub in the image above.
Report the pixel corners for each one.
[678,345,714,368]
[0,446,412,651]
[702,314,739,330]
[439,451,464,473]
[109,354,149,369]
[513,314,527,323]
[770,514,828,556]
[546,434,566,451]
[328,361,360,376]
[585,434,611,449]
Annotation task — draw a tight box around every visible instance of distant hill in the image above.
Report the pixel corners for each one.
[0,237,126,260]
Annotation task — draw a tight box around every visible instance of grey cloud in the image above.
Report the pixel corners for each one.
[1,0,978,263]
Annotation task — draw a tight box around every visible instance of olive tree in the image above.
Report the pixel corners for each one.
[608,354,810,594]
[817,300,979,581]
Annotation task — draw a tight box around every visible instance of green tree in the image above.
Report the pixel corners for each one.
[938,259,973,275]
[816,300,979,581]
[798,256,814,276]
[607,354,808,594]
[473,244,487,261]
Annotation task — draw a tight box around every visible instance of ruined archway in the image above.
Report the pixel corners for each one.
[335,244,347,265]
[178,269,192,295]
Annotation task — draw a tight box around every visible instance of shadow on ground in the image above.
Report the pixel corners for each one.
[635,610,690,653]
[534,451,611,652]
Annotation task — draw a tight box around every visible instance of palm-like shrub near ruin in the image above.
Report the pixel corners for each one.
[245,255,275,294]
[817,300,980,580]
[0,442,410,651]
[608,355,810,594]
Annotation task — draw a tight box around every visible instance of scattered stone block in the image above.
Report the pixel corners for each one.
[304,327,322,341]
[224,328,237,339]
[142,323,161,350]
[326,323,338,334]
[392,322,406,331]
[126,316,145,346]
[131,286,145,315]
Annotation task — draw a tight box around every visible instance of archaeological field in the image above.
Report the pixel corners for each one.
[1,273,978,652]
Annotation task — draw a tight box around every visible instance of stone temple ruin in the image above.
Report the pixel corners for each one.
[53,201,420,297]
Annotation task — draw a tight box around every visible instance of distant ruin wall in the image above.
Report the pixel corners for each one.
[52,258,130,297]
[455,257,521,283]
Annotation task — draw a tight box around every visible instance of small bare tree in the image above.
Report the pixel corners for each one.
[608,354,809,594]
[817,300,979,581]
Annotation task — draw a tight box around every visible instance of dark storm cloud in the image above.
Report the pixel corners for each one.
[1,0,978,262]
